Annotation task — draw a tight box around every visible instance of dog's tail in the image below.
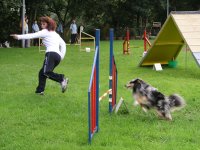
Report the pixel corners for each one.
[168,94,186,112]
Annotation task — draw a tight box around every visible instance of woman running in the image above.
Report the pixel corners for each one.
[11,16,68,95]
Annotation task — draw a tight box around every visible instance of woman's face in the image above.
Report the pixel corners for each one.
[41,22,47,29]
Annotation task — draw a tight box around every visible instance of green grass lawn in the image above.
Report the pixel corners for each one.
[0,40,200,150]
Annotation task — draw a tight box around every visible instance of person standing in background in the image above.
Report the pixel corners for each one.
[20,15,30,47]
[32,20,40,46]
[57,22,63,38]
[70,20,77,44]
[24,17,30,47]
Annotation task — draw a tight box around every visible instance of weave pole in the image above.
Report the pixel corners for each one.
[109,28,118,113]
[88,29,100,143]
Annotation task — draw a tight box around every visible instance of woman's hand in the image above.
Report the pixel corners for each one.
[10,34,18,40]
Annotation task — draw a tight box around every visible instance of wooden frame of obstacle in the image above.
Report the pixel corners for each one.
[79,26,95,51]
[38,38,45,52]
[66,26,95,52]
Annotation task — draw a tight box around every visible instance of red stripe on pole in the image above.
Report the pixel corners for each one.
[90,67,97,133]
[92,74,95,133]
[91,67,97,133]
[127,29,129,41]
[91,81,94,133]
[90,87,92,133]
[115,68,116,105]
[90,92,92,133]
[112,59,116,107]
[144,29,147,52]
[94,68,96,130]
[112,63,114,106]
[93,77,95,132]
[112,61,114,106]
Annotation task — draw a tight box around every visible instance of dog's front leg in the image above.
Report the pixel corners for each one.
[156,110,172,121]
[133,95,140,106]
[140,104,148,113]
[133,100,148,113]
[133,100,139,106]
[142,107,148,113]
[165,113,172,121]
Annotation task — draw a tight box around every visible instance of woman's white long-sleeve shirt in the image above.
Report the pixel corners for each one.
[17,29,66,60]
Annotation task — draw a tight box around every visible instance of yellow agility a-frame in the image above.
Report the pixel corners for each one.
[139,11,200,67]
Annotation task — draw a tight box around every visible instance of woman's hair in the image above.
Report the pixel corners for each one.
[40,16,57,31]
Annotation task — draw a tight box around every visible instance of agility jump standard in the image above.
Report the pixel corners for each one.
[109,28,118,112]
[88,28,118,143]
[98,28,117,112]
[98,28,118,113]
[88,29,100,144]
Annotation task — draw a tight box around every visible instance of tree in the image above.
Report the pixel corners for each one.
[25,0,49,27]
[170,0,200,11]
[3,0,200,44]
[0,0,21,45]
[45,0,84,41]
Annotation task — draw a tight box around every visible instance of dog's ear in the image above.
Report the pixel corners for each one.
[130,78,140,84]
[136,78,144,84]
[125,78,140,89]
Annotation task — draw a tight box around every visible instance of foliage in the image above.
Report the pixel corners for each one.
[0,0,21,43]
[45,0,83,28]
[1,0,200,43]
[25,0,49,26]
